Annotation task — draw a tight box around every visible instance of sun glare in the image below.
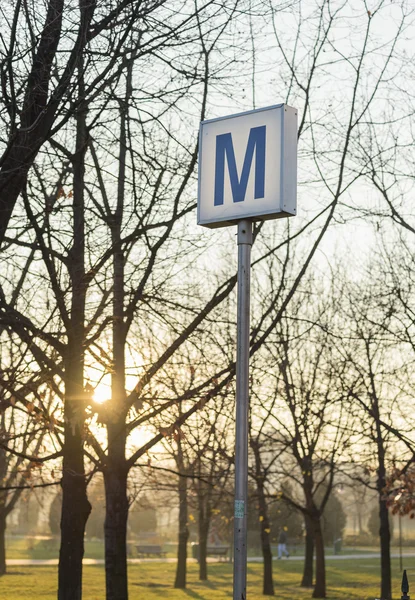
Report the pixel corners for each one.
[93,383,111,404]
[87,351,144,406]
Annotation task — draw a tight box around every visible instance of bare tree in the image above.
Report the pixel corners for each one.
[254,283,353,599]
[0,0,232,245]
[335,272,415,600]
[187,403,233,582]
[0,4,251,599]
[0,332,57,575]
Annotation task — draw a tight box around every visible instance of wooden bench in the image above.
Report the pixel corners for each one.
[135,544,166,558]
[192,544,229,562]
[207,545,229,559]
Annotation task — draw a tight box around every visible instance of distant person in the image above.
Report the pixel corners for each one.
[278,529,289,559]
[209,527,220,546]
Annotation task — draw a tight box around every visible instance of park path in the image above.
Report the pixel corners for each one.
[6,552,415,566]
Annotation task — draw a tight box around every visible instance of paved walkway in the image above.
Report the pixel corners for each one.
[6,552,415,566]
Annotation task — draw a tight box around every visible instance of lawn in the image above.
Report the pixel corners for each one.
[5,537,105,560]
[0,558,409,599]
[6,536,413,561]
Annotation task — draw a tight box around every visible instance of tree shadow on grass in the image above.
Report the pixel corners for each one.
[186,581,233,598]
[193,579,218,589]
[132,582,170,588]
[183,590,210,599]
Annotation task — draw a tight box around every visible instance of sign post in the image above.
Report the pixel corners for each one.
[197,104,297,599]
[233,218,252,599]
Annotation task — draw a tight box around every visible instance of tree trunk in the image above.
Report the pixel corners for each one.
[301,514,314,587]
[251,440,274,596]
[175,461,188,589]
[103,345,129,600]
[197,475,212,582]
[357,509,363,535]
[312,516,326,599]
[58,261,90,600]
[372,372,391,600]
[58,64,90,600]
[104,464,129,600]
[104,252,128,600]
[260,525,274,595]
[378,497,391,600]
[376,445,391,600]
[199,490,211,581]
[198,511,209,581]
[102,61,130,599]
[0,444,7,577]
[0,513,6,576]
[58,458,90,600]
[59,363,91,600]
[257,485,274,596]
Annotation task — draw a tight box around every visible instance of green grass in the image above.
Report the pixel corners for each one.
[5,537,104,560]
[0,558,409,599]
[7,536,414,561]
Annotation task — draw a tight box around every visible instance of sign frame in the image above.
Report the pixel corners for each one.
[197,103,297,228]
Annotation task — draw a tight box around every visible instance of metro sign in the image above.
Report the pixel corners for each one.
[197,104,297,228]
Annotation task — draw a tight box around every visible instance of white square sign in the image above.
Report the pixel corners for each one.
[197,104,297,228]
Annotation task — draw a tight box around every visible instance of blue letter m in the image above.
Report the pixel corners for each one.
[214,125,266,206]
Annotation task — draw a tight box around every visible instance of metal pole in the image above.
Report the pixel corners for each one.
[233,219,253,600]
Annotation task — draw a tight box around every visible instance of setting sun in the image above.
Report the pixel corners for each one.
[93,382,111,404]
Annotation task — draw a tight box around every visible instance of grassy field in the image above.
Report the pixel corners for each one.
[6,535,413,561]
[0,558,410,599]
[5,537,105,560]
